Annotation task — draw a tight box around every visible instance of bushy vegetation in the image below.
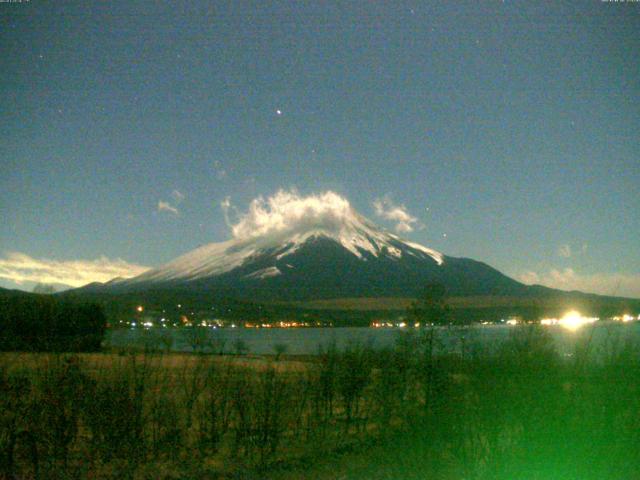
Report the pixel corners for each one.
[0,295,106,352]
[0,326,638,479]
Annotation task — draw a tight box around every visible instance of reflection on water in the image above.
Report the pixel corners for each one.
[105,322,640,356]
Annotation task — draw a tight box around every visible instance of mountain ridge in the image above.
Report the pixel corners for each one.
[83,229,529,301]
[72,192,637,308]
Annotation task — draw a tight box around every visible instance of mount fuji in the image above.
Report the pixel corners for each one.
[82,191,533,301]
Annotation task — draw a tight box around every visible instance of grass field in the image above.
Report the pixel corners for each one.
[1,326,639,479]
[287,295,640,319]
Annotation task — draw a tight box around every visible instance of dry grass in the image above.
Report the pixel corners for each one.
[1,351,311,374]
[283,294,640,315]
[2,328,639,479]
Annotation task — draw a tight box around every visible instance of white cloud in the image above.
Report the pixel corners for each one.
[557,244,572,258]
[220,196,235,228]
[372,195,421,233]
[224,189,357,242]
[557,243,589,258]
[0,252,149,288]
[171,190,185,203]
[158,200,179,215]
[518,268,640,299]
[518,270,542,285]
[158,190,185,215]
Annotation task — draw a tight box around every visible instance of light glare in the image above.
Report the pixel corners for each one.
[540,311,599,330]
[559,310,598,331]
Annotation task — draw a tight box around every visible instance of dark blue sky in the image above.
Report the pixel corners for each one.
[1,1,639,296]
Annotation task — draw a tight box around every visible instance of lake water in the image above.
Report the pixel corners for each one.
[105,322,640,357]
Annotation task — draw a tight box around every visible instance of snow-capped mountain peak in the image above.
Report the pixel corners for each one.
[124,191,443,285]
[83,191,533,301]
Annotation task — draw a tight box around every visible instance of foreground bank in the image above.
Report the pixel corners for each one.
[1,326,639,479]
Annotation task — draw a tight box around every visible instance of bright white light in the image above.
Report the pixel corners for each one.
[541,312,599,329]
[558,311,598,331]
[276,109,282,115]
[506,319,518,326]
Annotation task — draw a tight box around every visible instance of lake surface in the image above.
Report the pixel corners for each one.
[105,322,640,357]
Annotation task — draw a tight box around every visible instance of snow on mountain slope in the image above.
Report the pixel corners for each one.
[121,191,443,285]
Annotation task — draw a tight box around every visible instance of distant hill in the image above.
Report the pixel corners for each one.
[0,286,33,297]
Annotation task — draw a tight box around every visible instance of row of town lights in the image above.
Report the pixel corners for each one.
[133,305,637,330]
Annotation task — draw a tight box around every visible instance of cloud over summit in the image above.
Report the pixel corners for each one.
[225,190,356,242]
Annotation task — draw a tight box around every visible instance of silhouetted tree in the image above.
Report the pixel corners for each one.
[0,295,106,352]
[273,342,288,361]
[32,283,56,295]
[408,284,451,326]
[233,338,249,355]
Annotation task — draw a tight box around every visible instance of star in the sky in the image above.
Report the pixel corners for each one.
[276,109,282,116]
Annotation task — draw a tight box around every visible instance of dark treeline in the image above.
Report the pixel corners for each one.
[0,295,106,352]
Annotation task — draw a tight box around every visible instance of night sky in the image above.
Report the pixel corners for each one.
[1,1,639,296]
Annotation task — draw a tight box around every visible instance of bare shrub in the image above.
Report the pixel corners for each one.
[335,341,373,433]
[82,356,147,464]
[273,342,288,361]
[196,361,233,453]
[0,367,36,478]
[34,356,89,475]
